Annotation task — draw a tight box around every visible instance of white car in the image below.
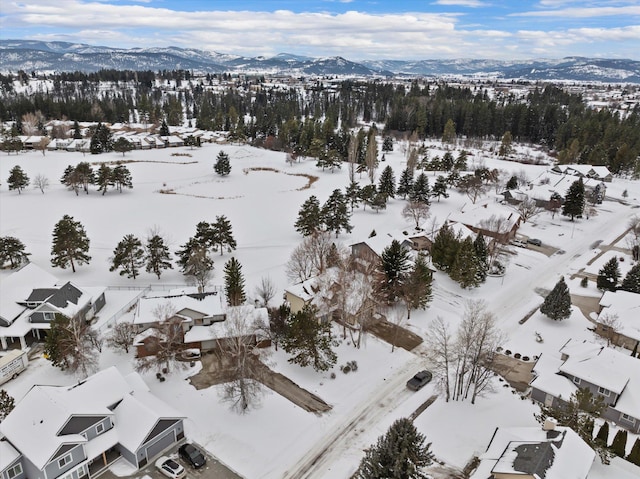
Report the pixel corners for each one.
[511,239,527,248]
[155,456,186,479]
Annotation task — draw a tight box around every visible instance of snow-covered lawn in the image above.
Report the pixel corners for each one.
[2,140,640,478]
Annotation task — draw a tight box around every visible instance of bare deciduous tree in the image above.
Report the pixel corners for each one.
[218,307,270,414]
[107,321,136,353]
[516,198,543,223]
[285,232,336,283]
[255,276,277,307]
[37,137,50,156]
[457,175,487,204]
[598,312,622,347]
[402,201,430,230]
[33,174,49,194]
[136,303,186,374]
[425,316,453,402]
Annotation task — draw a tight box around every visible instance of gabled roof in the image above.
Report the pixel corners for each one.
[599,290,640,342]
[134,293,225,326]
[0,263,59,325]
[0,440,21,472]
[0,367,181,469]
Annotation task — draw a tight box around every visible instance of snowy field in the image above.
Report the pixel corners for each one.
[2,140,640,478]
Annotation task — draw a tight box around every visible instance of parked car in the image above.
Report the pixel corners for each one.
[179,348,201,361]
[155,456,186,479]
[179,443,207,469]
[527,238,542,247]
[406,370,433,391]
[511,239,528,248]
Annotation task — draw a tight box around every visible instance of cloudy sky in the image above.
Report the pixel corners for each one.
[1,0,638,60]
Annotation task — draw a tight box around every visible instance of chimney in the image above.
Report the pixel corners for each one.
[543,417,558,431]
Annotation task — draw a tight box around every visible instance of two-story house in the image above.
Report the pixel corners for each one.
[530,339,640,433]
[0,367,184,479]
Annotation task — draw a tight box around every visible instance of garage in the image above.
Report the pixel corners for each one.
[145,429,176,462]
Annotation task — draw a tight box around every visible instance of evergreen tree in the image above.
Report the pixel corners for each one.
[410,173,430,205]
[620,263,640,294]
[455,151,468,170]
[74,162,95,194]
[597,256,621,292]
[72,120,83,139]
[7,165,29,194]
[382,136,393,152]
[540,277,572,321]
[282,305,337,372]
[224,257,246,306]
[345,180,361,212]
[506,175,518,190]
[212,215,237,255]
[442,118,456,144]
[95,163,113,195]
[473,233,489,283]
[378,240,411,303]
[214,150,231,176]
[397,168,414,199]
[113,137,133,157]
[90,131,103,154]
[431,223,457,272]
[159,119,170,136]
[499,131,514,157]
[182,245,214,293]
[431,175,449,202]
[50,215,91,273]
[0,389,15,422]
[378,165,396,199]
[627,438,640,466]
[562,178,585,221]
[402,252,433,318]
[112,165,133,192]
[595,421,609,447]
[354,417,434,479]
[295,195,324,236]
[0,236,30,268]
[175,237,202,272]
[610,428,628,457]
[442,152,455,171]
[61,165,81,195]
[451,236,482,289]
[145,234,173,279]
[322,189,352,237]
[109,234,145,279]
[370,192,388,212]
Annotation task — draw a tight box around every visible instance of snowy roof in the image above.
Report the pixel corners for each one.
[0,440,21,471]
[134,293,225,325]
[448,203,521,231]
[471,426,594,479]
[559,340,630,394]
[0,263,59,325]
[184,305,268,343]
[530,371,578,402]
[0,367,182,469]
[599,290,640,341]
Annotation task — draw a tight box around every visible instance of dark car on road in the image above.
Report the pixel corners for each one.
[527,238,542,247]
[179,443,207,469]
[406,370,433,391]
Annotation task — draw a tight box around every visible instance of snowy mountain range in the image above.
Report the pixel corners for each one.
[1,40,639,83]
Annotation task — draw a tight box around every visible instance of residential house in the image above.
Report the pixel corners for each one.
[0,367,185,478]
[448,205,522,244]
[470,421,595,479]
[0,264,106,350]
[550,164,612,183]
[530,339,640,433]
[596,290,640,349]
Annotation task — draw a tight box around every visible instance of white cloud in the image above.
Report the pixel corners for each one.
[512,5,640,17]
[433,0,487,6]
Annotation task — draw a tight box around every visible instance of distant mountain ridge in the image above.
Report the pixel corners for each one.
[1,40,639,83]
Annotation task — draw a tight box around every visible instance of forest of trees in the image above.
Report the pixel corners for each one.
[1,71,639,175]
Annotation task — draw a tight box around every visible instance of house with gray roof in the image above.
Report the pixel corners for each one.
[0,367,184,479]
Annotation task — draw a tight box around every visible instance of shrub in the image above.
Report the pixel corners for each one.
[580,277,589,287]
[347,360,358,372]
[330,372,336,379]
[514,353,521,359]
[341,364,352,374]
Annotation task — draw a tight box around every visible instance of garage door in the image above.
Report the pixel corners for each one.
[145,430,176,462]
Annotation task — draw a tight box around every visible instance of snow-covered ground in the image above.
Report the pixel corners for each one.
[2,140,640,478]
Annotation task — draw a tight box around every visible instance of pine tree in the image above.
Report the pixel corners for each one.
[95,163,113,195]
[402,252,433,318]
[442,118,456,144]
[74,162,95,194]
[322,189,352,237]
[345,180,361,212]
[7,165,30,194]
[431,175,449,202]
[431,223,457,271]
[113,137,133,157]
[499,131,514,157]
[370,192,387,212]
[397,168,414,199]
[175,237,202,272]
[451,236,481,289]
[473,233,489,283]
[595,421,609,447]
[382,136,393,152]
[282,305,337,372]
[0,236,30,268]
[410,173,430,205]
[112,165,133,192]
[597,256,620,292]
[72,120,82,139]
[620,262,640,294]
[562,177,585,221]
[540,277,572,321]
[224,257,246,306]
[159,119,170,136]
[61,165,81,195]
[506,175,518,190]
[145,234,173,279]
[295,195,323,236]
[627,438,640,466]
[378,165,396,199]
[455,151,468,170]
[378,240,411,303]
[354,417,434,479]
[0,389,15,421]
[109,234,145,279]
[212,215,237,255]
[214,150,231,176]
[51,215,91,273]
[610,428,628,457]
[183,246,214,293]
